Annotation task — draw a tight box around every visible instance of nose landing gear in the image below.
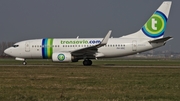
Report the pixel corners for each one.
[83,59,92,66]
[15,58,27,65]
[22,61,27,65]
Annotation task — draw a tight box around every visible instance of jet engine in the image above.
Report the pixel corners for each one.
[52,52,74,62]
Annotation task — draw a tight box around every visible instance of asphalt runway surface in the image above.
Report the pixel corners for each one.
[0,64,180,68]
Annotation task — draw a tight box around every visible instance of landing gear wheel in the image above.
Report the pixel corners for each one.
[83,59,92,66]
[22,61,27,65]
[89,60,92,65]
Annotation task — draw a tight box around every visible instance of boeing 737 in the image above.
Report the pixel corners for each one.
[4,1,172,66]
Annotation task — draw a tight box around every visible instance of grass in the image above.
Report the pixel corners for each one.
[0,59,180,101]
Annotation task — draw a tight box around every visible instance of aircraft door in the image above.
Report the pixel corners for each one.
[132,40,137,51]
[25,41,30,52]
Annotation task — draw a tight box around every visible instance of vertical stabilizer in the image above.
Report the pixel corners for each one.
[122,1,172,39]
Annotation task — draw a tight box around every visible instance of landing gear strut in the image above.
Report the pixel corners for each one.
[83,59,92,66]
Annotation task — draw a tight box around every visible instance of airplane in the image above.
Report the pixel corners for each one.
[4,1,172,66]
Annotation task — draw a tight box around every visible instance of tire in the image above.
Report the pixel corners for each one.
[23,61,27,65]
[83,59,92,66]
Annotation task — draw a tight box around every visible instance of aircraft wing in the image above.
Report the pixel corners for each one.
[71,30,112,57]
[149,36,173,43]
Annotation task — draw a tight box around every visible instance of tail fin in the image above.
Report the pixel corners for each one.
[122,1,172,39]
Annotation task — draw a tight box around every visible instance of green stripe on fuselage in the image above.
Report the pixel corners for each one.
[47,39,53,58]
[42,38,53,59]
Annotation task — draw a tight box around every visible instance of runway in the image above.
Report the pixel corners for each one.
[0,64,180,68]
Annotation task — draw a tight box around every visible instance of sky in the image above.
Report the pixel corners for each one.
[0,0,179,52]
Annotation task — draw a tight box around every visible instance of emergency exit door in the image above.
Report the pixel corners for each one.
[25,41,30,52]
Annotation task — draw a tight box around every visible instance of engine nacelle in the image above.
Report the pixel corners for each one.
[52,52,72,62]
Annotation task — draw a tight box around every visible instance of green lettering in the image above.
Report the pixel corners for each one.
[60,40,90,44]
[66,41,69,44]
[61,41,63,44]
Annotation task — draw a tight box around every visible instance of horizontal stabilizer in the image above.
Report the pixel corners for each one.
[149,36,173,43]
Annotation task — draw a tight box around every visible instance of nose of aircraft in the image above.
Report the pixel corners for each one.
[4,48,11,56]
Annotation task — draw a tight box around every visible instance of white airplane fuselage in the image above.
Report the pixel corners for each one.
[5,38,163,59]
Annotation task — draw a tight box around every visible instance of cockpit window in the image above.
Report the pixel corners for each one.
[13,45,19,48]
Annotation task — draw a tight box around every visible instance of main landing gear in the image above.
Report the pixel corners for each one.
[83,59,92,66]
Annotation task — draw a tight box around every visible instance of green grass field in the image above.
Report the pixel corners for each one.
[0,59,180,101]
